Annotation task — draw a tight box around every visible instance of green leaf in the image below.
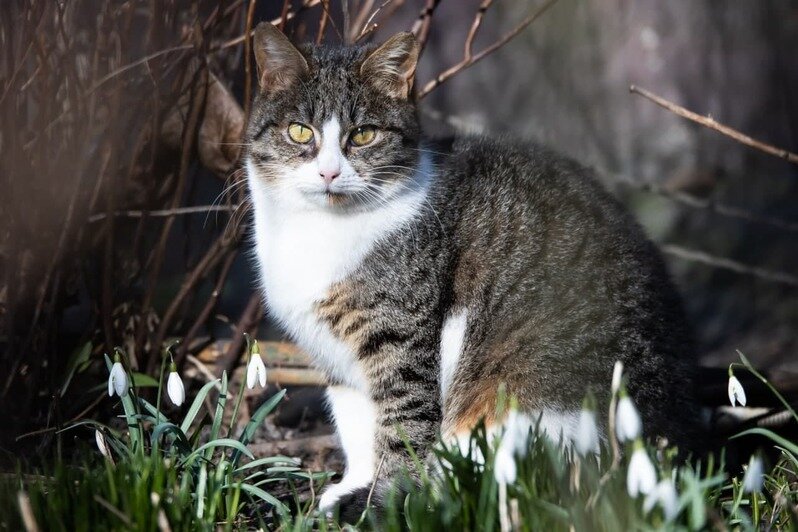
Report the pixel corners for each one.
[234,455,300,473]
[732,427,798,456]
[179,378,221,434]
[150,422,191,455]
[196,462,208,519]
[233,482,288,515]
[137,397,170,424]
[231,389,286,466]
[60,341,92,397]
[184,438,254,466]
[206,371,228,461]
[130,372,159,388]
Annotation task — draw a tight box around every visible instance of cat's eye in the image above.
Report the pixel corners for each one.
[349,126,377,147]
[287,122,314,144]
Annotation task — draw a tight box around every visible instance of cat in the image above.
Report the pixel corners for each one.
[245,21,703,522]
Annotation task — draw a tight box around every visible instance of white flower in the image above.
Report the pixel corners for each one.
[627,441,657,497]
[643,478,679,520]
[615,391,642,442]
[246,352,267,389]
[494,408,530,485]
[108,359,128,397]
[611,360,624,394]
[728,374,747,407]
[167,370,185,406]
[742,454,764,493]
[576,403,600,456]
[494,446,517,485]
[95,429,113,461]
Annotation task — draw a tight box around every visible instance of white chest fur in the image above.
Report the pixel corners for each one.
[247,160,430,389]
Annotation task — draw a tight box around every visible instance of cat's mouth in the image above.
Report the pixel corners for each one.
[324,191,351,206]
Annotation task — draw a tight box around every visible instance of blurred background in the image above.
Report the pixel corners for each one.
[1,0,796,454]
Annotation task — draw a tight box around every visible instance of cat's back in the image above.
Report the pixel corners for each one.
[429,135,701,450]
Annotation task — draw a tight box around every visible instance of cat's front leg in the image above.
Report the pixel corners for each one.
[333,364,442,523]
[318,386,377,514]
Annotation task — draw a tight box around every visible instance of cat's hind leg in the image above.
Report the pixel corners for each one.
[318,386,377,514]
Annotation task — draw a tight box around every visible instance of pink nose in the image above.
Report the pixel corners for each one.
[320,169,340,185]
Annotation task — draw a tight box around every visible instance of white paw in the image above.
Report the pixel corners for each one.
[318,480,364,515]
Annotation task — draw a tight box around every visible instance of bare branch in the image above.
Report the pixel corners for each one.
[243,0,258,118]
[410,0,441,52]
[218,0,322,50]
[630,85,798,166]
[661,244,798,288]
[354,0,398,42]
[614,176,798,234]
[419,0,559,99]
[87,204,239,223]
[316,0,330,44]
[464,0,494,60]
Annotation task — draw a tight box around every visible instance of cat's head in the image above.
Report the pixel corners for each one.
[246,22,423,211]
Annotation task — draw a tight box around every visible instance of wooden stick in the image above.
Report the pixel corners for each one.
[630,85,798,166]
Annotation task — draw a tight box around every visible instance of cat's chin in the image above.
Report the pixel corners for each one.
[298,190,390,214]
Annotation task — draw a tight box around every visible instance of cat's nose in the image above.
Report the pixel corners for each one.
[319,169,340,185]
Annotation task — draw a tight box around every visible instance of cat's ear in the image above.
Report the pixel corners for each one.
[360,32,419,99]
[253,22,308,93]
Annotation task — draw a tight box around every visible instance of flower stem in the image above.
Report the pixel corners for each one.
[228,333,253,438]
[736,351,798,424]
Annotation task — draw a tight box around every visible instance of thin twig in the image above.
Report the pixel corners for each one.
[364,453,386,517]
[177,249,240,366]
[661,244,798,288]
[425,107,798,235]
[316,0,330,44]
[630,85,798,166]
[613,175,798,234]
[218,0,322,50]
[87,204,239,223]
[410,0,441,52]
[354,0,394,42]
[243,0,258,118]
[140,67,209,370]
[419,0,559,99]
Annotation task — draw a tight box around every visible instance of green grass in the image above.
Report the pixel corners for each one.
[2,348,797,531]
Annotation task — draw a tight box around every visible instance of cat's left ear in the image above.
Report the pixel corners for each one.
[360,32,419,99]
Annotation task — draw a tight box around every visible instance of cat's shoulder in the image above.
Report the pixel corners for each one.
[430,134,608,199]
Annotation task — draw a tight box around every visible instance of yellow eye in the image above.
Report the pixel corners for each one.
[349,126,376,147]
[288,122,314,144]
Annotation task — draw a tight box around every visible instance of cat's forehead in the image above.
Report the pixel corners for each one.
[293,44,381,123]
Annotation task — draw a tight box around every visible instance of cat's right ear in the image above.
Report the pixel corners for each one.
[253,22,308,94]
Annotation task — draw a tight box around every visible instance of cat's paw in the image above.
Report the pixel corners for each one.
[331,486,371,524]
[318,481,366,517]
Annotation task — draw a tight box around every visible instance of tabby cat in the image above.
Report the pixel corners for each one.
[246,22,702,521]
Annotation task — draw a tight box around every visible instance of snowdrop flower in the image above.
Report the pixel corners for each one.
[576,393,600,456]
[611,360,624,395]
[95,429,113,462]
[107,354,128,397]
[727,370,746,407]
[246,342,267,389]
[643,477,679,521]
[166,363,185,406]
[494,406,530,485]
[615,386,642,442]
[742,453,764,493]
[627,440,657,497]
